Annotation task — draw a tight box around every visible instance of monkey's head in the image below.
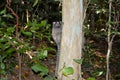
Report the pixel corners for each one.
[53,21,62,28]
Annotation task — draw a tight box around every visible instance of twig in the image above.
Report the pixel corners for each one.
[83,0,91,23]
[5,0,21,80]
[106,0,113,80]
[5,36,22,80]
[6,0,19,38]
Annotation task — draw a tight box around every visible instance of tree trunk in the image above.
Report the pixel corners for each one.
[57,0,84,80]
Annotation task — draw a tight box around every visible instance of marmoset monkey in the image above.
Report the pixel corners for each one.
[52,21,62,76]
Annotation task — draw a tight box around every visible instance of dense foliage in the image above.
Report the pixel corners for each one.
[83,0,120,80]
[0,0,120,80]
[0,0,61,80]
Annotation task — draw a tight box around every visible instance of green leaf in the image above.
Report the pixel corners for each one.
[115,73,120,78]
[4,42,11,49]
[3,14,13,18]
[0,21,7,27]
[24,32,32,36]
[0,8,6,15]
[112,31,120,35]
[92,71,103,77]
[62,67,74,76]
[33,0,39,7]
[30,26,39,32]
[118,0,120,3]
[7,27,15,33]
[0,62,5,69]
[73,58,83,64]
[46,24,51,30]
[87,77,95,80]
[26,21,32,27]
[43,76,54,80]
[0,69,6,75]
[40,20,47,27]
[91,0,98,4]
[0,37,7,43]
[18,46,28,54]
[84,25,90,35]
[21,30,32,36]
[37,50,48,60]
[31,63,48,75]
[106,21,112,26]
[54,0,59,1]
[5,48,15,55]
[0,78,7,80]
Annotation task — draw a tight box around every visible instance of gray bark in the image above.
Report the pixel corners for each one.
[57,0,84,80]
